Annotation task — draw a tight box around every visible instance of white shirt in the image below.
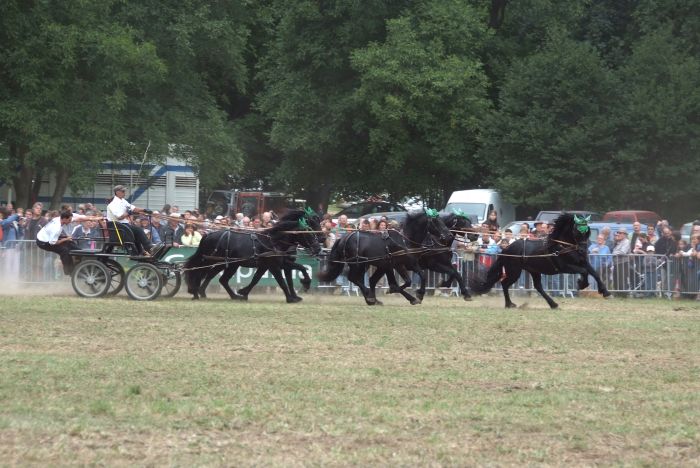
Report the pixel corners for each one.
[107,196,135,224]
[37,214,91,244]
[36,217,63,244]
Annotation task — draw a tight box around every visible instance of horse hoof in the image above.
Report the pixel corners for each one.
[416,293,425,301]
[375,299,383,306]
[231,293,248,301]
[191,296,199,301]
[550,303,559,309]
[410,299,421,305]
[603,292,612,299]
[462,295,472,301]
[506,303,517,309]
[287,296,303,303]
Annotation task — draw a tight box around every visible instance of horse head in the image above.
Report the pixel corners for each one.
[550,213,590,247]
[424,208,453,244]
[270,210,322,255]
[445,209,478,242]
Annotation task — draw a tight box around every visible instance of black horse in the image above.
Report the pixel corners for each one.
[469,213,611,308]
[392,211,479,301]
[184,210,322,302]
[193,209,322,301]
[318,211,452,305]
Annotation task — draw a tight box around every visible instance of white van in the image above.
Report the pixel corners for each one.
[444,189,515,226]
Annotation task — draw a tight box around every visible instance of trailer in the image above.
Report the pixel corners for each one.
[1,158,199,211]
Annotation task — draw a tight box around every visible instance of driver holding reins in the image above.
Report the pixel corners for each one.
[106,185,154,255]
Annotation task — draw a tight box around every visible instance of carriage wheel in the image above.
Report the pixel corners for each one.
[160,270,182,298]
[104,260,125,296]
[71,260,110,298]
[125,264,163,301]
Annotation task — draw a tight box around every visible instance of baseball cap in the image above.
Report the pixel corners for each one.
[215,215,223,220]
[616,227,628,234]
[646,245,655,252]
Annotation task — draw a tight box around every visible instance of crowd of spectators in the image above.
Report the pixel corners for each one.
[2,200,699,298]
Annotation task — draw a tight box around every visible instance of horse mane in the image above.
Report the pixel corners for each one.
[548,213,581,244]
[265,210,306,234]
[403,211,428,238]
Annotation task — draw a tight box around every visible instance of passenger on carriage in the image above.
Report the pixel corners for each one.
[35,210,101,275]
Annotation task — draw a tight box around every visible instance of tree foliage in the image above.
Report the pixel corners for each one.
[1,0,698,220]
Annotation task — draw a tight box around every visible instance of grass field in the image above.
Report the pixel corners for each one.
[1,291,699,466]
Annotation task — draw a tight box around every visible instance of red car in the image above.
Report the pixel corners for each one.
[602,210,661,226]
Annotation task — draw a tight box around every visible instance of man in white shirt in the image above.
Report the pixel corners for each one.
[106,185,154,254]
[36,210,98,275]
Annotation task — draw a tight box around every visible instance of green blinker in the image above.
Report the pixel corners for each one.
[452,208,467,219]
[298,218,310,230]
[304,207,316,218]
[574,214,589,234]
[425,208,439,218]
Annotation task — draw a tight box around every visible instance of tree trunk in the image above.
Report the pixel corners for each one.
[9,144,35,208]
[31,168,43,206]
[304,184,332,215]
[50,166,70,210]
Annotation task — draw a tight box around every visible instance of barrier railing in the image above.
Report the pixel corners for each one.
[2,240,697,299]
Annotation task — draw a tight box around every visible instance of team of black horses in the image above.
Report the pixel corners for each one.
[184,209,611,308]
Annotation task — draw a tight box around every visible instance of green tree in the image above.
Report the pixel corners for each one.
[480,30,619,210]
[351,0,491,203]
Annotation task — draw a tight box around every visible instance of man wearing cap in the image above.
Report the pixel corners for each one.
[107,185,154,254]
[533,221,548,239]
[611,227,631,293]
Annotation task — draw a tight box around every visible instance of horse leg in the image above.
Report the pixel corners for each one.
[348,265,375,305]
[429,262,472,301]
[385,266,420,305]
[368,267,386,306]
[199,265,224,299]
[531,272,559,309]
[236,267,268,300]
[219,265,243,300]
[415,267,427,302]
[290,260,312,292]
[584,263,611,298]
[501,267,521,308]
[283,264,301,300]
[385,266,407,294]
[268,266,301,303]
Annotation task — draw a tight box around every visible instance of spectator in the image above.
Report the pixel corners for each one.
[503,228,515,244]
[611,228,631,294]
[139,216,161,244]
[377,220,388,231]
[654,226,677,257]
[630,222,643,248]
[71,217,101,249]
[321,220,336,249]
[1,207,20,248]
[533,221,548,239]
[483,209,500,232]
[588,234,611,290]
[261,211,274,228]
[252,217,262,229]
[333,214,350,240]
[646,224,658,245]
[160,215,184,246]
[600,226,614,251]
[180,223,202,247]
[518,223,530,240]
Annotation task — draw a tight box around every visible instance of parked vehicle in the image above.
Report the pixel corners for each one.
[443,189,515,226]
[501,220,536,235]
[680,222,700,242]
[602,210,661,226]
[536,210,602,222]
[206,190,303,219]
[333,201,406,224]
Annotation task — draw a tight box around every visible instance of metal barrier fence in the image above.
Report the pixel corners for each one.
[2,240,698,299]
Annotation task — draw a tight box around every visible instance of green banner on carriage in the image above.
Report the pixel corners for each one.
[120,247,321,288]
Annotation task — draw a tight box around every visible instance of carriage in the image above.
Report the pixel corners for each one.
[69,221,182,301]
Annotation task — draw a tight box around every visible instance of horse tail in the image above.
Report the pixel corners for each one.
[318,240,345,283]
[469,255,505,295]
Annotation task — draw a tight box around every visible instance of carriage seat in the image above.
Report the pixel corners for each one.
[102,222,140,256]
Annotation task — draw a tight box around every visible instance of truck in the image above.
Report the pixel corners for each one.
[205,190,304,219]
[443,189,515,226]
